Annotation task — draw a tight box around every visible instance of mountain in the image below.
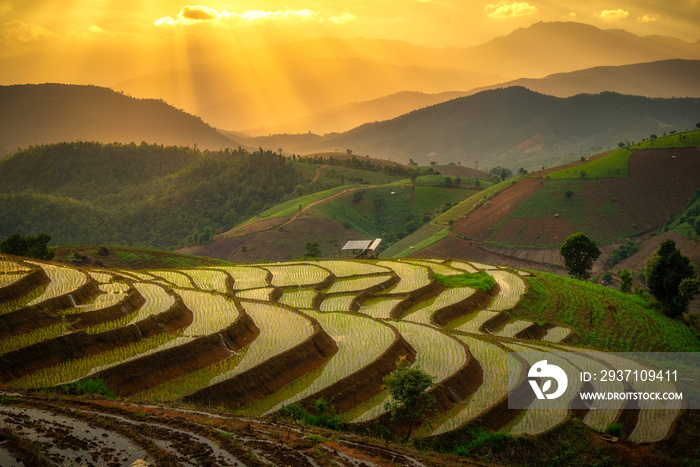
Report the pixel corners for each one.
[470,59,700,99]
[113,22,700,132]
[457,21,700,78]
[115,57,497,131]
[242,91,470,136]
[0,84,239,157]
[285,87,700,170]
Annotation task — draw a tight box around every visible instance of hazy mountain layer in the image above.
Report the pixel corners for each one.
[0,84,238,157]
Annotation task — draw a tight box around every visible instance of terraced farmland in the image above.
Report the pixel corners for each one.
[0,253,694,456]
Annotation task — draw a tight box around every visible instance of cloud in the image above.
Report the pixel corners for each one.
[485,2,538,19]
[88,25,104,33]
[180,5,218,21]
[329,13,357,24]
[637,14,657,23]
[155,6,318,26]
[0,20,53,43]
[596,9,630,20]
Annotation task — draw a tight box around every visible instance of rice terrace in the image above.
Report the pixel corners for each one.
[1,249,698,465]
[3,3,700,466]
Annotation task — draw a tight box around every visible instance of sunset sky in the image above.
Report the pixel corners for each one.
[1,1,699,86]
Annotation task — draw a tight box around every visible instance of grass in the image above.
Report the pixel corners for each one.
[486,178,636,246]
[512,271,700,352]
[244,185,350,223]
[380,224,447,258]
[548,129,700,180]
[432,271,497,292]
[548,149,632,179]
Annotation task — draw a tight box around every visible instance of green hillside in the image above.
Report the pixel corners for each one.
[0,84,238,157]
[292,87,700,170]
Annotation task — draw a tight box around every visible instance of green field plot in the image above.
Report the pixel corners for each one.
[279,288,317,309]
[559,346,682,443]
[548,149,631,179]
[402,287,476,324]
[502,343,582,436]
[541,326,571,343]
[236,287,274,301]
[325,274,392,294]
[245,186,349,223]
[244,309,396,416]
[0,258,30,272]
[86,270,116,283]
[315,260,390,277]
[424,334,511,436]
[358,296,405,319]
[24,262,88,306]
[449,260,478,273]
[214,266,270,290]
[492,320,532,338]
[319,294,356,312]
[486,270,526,311]
[352,322,467,423]
[512,271,700,352]
[125,283,176,325]
[181,268,229,293]
[10,333,174,389]
[146,270,195,289]
[177,290,239,336]
[212,302,313,380]
[0,273,24,288]
[376,260,430,294]
[267,264,330,287]
[448,310,500,334]
[401,259,464,276]
[379,224,447,258]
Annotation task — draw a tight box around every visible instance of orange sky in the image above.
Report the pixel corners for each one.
[1,1,698,85]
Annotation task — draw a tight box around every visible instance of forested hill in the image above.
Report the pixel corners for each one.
[291,87,700,170]
[0,84,238,157]
[0,143,305,249]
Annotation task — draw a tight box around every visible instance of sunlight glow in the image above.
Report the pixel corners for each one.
[155,5,318,26]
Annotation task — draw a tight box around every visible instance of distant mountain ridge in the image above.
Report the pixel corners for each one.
[242,59,700,136]
[470,59,700,99]
[0,84,239,157]
[284,87,700,170]
[114,21,700,132]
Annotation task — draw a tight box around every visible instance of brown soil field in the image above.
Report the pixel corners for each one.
[452,177,544,239]
[435,147,700,272]
[181,212,365,263]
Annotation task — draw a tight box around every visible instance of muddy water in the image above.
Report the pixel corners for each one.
[0,405,150,466]
[0,445,25,467]
[81,409,246,467]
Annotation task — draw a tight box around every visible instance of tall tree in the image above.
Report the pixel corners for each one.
[645,239,697,316]
[383,357,436,441]
[560,232,601,280]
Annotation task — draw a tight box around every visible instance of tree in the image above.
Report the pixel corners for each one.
[601,271,613,285]
[475,177,480,188]
[565,190,574,199]
[619,269,633,293]
[645,239,697,316]
[518,167,528,176]
[1,233,54,260]
[560,232,601,280]
[383,357,436,441]
[303,241,322,259]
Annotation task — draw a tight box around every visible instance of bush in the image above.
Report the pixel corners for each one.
[611,240,639,266]
[604,423,623,437]
[278,399,342,430]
